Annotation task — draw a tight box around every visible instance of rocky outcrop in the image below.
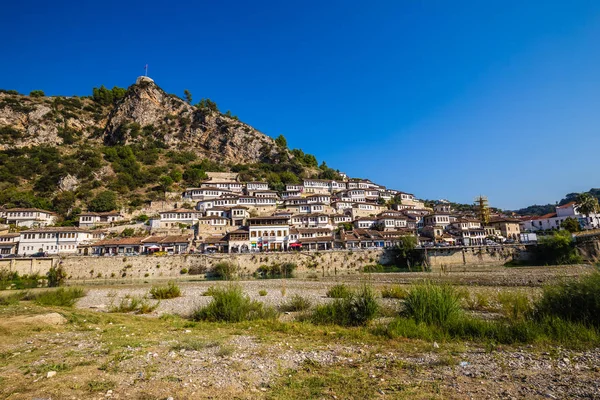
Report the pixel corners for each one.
[0,77,278,164]
[104,78,275,163]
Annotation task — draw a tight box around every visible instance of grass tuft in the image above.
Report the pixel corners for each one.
[280,294,312,312]
[534,272,600,327]
[326,284,352,299]
[191,284,278,322]
[312,285,378,326]
[403,281,462,326]
[109,295,159,314]
[33,288,86,307]
[381,285,408,299]
[150,282,181,299]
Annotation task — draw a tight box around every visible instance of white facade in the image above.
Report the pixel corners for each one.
[5,208,57,228]
[18,228,103,256]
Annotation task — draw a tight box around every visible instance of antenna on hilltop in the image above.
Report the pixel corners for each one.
[144,64,148,77]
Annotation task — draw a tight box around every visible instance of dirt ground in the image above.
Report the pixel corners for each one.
[0,264,598,399]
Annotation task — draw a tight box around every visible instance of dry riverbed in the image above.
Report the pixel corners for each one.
[1,265,598,399]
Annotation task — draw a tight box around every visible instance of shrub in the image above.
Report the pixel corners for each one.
[363,264,384,273]
[0,291,26,306]
[534,272,600,327]
[109,295,159,314]
[46,265,67,287]
[280,294,312,312]
[212,261,238,280]
[311,285,378,326]
[403,281,463,326]
[34,287,86,307]
[258,289,268,296]
[464,292,492,311]
[191,284,277,322]
[498,292,532,321]
[180,268,188,274]
[381,285,408,299]
[150,282,181,299]
[326,284,352,299]
[255,262,297,278]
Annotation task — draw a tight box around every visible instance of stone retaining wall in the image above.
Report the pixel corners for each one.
[0,245,533,282]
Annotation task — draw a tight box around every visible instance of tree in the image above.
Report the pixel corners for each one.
[88,190,118,212]
[561,217,581,233]
[576,193,600,229]
[536,230,581,265]
[52,191,76,217]
[196,98,219,113]
[275,134,287,149]
[30,90,45,97]
[159,175,174,193]
[184,89,192,104]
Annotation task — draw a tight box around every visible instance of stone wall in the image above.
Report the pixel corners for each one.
[0,245,534,282]
[425,245,531,271]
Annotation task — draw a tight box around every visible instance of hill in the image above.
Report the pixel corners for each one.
[512,188,600,216]
[0,77,340,224]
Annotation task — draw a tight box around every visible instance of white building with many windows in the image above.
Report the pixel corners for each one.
[18,227,104,256]
[4,208,57,228]
[248,216,290,251]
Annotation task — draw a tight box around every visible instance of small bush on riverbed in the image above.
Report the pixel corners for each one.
[150,282,181,299]
[534,272,600,327]
[403,281,463,326]
[109,295,159,314]
[280,294,311,312]
[381,285,408,299]
[211,261,239,280]
[326,284,352,299]
[33,287,86,307]
[312,285,378,326]
[191,284,278,322]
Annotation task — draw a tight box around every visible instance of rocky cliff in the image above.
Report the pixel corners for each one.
[0,77,276,164]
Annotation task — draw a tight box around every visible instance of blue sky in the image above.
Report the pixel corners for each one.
[2,1,600,210]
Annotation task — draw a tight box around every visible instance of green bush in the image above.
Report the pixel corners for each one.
[109,295,159,314]
[191,284,278,322]
[381,285,408,299]
[534,272,600,327]
[535,230,582,265]
[212,261,239,280]
[311,285,378,326]
[363,264,384,273]
[0,291,26,306]
[280,294,312,312]
[403,281,463,326]
[47,265,67,287]
[258,289,268,296]
[326,284,352,299]
[34,287,86,307]
[498,292,532,321]
[255,262,297,278]
[150,282,181,299]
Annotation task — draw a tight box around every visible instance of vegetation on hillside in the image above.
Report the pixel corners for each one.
[0,85,338,221]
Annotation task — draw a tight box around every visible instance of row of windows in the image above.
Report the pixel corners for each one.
[23,232,79,239]
[250,230,288,238]
[8,212,41,217]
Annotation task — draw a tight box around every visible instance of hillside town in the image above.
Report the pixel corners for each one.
[2,172,599,258]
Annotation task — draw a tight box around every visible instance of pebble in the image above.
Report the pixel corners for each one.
[46,371,57,378]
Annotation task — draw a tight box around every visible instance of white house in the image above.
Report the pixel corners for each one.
[0,233,20,255]
[79,211,124,228]
[18,227,104,256]
[248,216,290,251]
[154,209,202,229]
[182,187,232,201]
[5,208,57,228]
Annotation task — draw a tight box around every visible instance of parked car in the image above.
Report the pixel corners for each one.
[31,252,48,258]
